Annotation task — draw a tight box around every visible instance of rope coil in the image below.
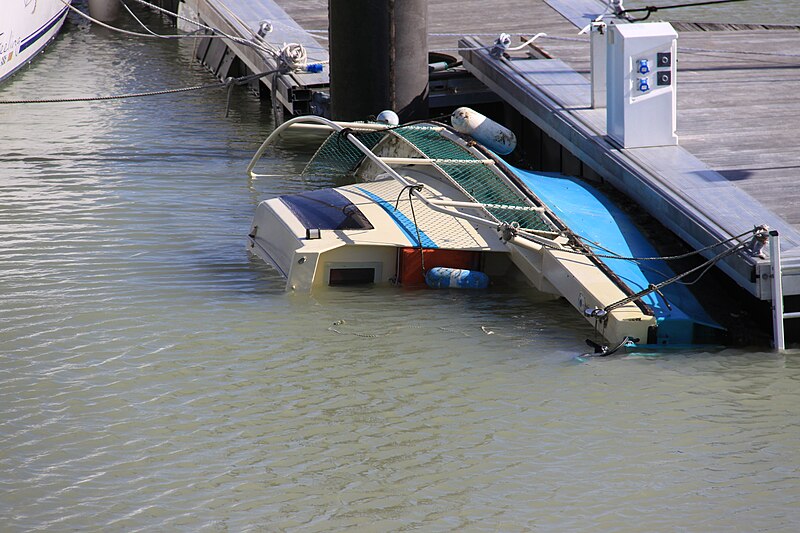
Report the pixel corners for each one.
[279,43,308,72]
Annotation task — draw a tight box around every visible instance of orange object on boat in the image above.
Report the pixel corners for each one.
[398,248,480,286]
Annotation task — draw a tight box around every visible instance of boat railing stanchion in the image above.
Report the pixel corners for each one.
[770,229,800,351]
[770,230,786,351]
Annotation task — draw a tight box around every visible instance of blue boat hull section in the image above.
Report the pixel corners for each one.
[355,187,438,248]
[511,169,724,345]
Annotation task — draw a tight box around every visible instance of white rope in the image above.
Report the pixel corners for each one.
[432,32,548,53]
[257,25,799,61]
[59,0,276,58]
[262,20,330,42]
[155,2,329,64]
[124,0,277,57]
[120,0,163,37]
[506,32,548,51]
[61,0,182,39]
[431,30,798,61]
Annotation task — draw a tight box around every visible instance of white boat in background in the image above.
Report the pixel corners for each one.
[1,0,71,84]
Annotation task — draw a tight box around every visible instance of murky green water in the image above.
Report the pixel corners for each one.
[2,3,799,531]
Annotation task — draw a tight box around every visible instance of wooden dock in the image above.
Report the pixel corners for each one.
[182,0,800,316]
[188,0,329,116]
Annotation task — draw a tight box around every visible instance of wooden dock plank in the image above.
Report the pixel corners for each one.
[544,0,607,29]
[673,29,800,239]
[280,0,588,60]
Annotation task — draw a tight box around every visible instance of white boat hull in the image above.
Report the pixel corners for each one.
[248,169,513,291]
[1,0,71,84]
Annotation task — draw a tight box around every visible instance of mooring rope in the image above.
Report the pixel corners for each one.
[128,0,278,56]
[394,184,427,275]
[504,223,762,315]
[119,0,163,38]
[599,240,750,314]
[506,224,757,266]
[619,0,754,22]
[0,83,224,105]
[125,0,327,66]
[0,68,280,105]
[66,0,330,82]
[431,32,547,53]
[59,0,277,58]
[430,28,799,61]
[568,227,757,263]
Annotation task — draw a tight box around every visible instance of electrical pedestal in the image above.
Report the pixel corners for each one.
[606,22,678,149]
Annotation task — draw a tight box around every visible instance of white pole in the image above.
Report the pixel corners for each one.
[590,21,607,109]
[770,230,785,351]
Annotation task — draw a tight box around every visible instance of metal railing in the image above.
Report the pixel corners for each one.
[246,115,563,250]
[770,231,800,351]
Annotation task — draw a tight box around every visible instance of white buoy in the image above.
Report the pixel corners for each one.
[425,267,489,289]
[376,110,399,126]
[450,107,517,155]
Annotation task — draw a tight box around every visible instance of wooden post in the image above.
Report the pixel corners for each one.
[88,0,121,22]
[329,0,428,122]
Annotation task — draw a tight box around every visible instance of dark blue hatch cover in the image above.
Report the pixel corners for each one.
[280,189,373,230]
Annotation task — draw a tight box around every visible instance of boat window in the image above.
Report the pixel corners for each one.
[328,268,376,286]
[280,189,373,230]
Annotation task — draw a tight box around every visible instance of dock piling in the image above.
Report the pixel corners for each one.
[329,0,428,122]
[88,0,121,22]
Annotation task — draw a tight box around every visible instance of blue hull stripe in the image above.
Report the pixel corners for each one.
[20,6,69,53]
[355,187,437,248]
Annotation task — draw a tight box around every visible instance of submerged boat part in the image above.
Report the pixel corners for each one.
[581,336,637,358]
[246,112,725,347]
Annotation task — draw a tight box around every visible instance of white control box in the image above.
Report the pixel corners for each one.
[606,22,678,148]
